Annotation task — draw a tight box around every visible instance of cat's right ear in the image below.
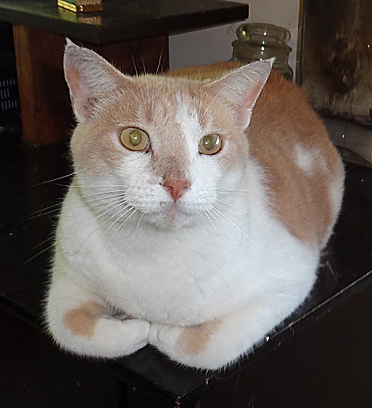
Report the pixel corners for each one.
[63,39,133,123]
[207,59,273,130]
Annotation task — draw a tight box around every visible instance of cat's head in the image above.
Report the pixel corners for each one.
[64,41,272,230]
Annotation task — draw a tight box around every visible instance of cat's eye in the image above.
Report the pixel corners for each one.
[199,134,222,155]
[120,128,150,151]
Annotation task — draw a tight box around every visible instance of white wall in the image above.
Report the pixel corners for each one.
[169,0,300,75]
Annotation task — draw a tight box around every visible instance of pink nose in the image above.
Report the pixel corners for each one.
[162,178,190,202]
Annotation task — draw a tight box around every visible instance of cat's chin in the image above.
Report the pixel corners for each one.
[142,206,199,230]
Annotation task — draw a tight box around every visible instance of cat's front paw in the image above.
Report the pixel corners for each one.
[149,320,227,370]
[51,302,150,358]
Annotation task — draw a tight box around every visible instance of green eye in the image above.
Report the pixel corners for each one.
[199,134,222,155]
[120,128,150,151]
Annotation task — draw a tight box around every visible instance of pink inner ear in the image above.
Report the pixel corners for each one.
[65,64,81,98]
[236,81,265,129]
[65,63,92,121]
[207,60,273,130]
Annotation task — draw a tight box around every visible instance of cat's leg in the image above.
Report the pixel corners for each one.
[46,271,150,357]
[149,302,292,370]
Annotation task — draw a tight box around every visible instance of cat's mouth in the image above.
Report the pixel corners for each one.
[164,204,178,221]
[142,200,198,229]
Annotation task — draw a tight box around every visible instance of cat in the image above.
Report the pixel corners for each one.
[45,40,344,370]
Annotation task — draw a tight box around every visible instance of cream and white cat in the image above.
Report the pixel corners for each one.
[45,40,344,370]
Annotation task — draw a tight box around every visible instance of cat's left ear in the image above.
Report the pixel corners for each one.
[207,59,273,130]
[64,39,133,123]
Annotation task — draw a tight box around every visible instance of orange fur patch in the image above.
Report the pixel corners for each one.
[63,300,108,338]
[176,320,221,356]
[248,71,344,248]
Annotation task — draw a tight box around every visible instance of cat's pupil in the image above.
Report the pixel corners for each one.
[203,135,214,150]
[130,130,142,146]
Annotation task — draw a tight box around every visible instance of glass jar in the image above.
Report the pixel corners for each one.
[231,23,293,80]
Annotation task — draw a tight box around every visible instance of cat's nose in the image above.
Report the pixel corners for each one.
[162,178,191,202]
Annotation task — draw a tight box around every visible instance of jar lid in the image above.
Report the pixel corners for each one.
[236,23,291,47]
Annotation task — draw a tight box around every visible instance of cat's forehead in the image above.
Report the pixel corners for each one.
[113,78,212,141]
[132,77,229,136]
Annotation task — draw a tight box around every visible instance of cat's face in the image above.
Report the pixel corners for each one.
[65,41,272,230]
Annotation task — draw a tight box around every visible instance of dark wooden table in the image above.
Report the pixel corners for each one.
[1,129,372,407]
[0,0,248,145]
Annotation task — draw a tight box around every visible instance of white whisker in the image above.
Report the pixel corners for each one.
[69,184,125,189]
[156,52,163,75]
[211,206,252,243]
[95,199,131,224]
[131,54,139,76]
[34,167,88,186]
[31,235,54,251]
[215,198,233,207]
[81,190,125,200]
[77,202,131,249]
[110,208,138,239]
[213,188,250,193]
[24,202,63,221]
[207,208,219,222]
[102,206,134,233]
[25,242,55,264]
[203,210,217,230]
[205,91,221,115]
[71,196,130,230]
[136,212,145,230]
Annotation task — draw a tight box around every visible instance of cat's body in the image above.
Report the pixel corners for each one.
[46,42,344,370]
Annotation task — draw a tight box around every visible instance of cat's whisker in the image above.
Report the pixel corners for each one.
[131,54,139,76]
[203,210,217,230]
[25,241,55,264]
[81,196,124,206]
[63,195,131,240]
[74,189,128,206]
[215,198,233,208]
[207,208,219,222]
[33,167,90,186]
[155,52,163,75]
[211,206,252,243]
[151,84,156,113]
[102,205,134,234]
[141,56,148,76]
[85,192,127,204]
[31,235,55,251]
[23,201,63,221]
[136,212,146,230]
[69,184,125,189]
[70,196,130,231]
[70,184,152,191]
[94,199,131,224]
[24,208,62,222]
[205,91,221,115]
[109,207,138,241]
[141,70,155,114]
[81,190,125,200]
[77,202,132,249]
[213,188,250,193]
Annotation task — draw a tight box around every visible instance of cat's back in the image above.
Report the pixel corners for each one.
[248,70,344,249]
